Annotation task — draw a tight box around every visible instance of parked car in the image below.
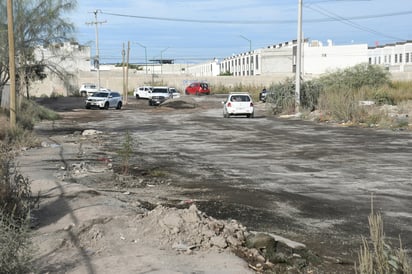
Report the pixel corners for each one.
[185,82,210,95]
[79,83,98,97]
[169,87,181,99]
[85,91,123,110]
[133,86,152,99]
[222,93,254,118]
[148,86,172,106]
[259,88,267,102]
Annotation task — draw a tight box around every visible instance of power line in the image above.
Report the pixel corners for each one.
[100,10,412,24]
[305,4,406,41]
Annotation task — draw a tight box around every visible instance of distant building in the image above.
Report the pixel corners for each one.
[34,41,91,72]
[187,58,220,77]
[220,39,369,77]
[368,41,412,72]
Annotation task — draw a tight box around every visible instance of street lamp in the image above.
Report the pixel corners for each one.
[160,47,170,75]
[134,42,148,75]
[239,35,252,52]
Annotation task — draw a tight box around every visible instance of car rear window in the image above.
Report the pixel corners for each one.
[200,83,208,88]
[230,95,250,102]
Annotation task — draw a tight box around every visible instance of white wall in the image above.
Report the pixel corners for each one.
[187,59,220,76]
[34,42,91,72]
[304,43,369,75]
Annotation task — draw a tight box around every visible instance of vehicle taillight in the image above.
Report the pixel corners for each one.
[227,102,232,107]
[250,102,254,107]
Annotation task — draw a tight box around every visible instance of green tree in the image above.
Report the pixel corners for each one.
[0,0,77,97]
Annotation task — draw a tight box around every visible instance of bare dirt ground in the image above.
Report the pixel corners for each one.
[18,95,412,273]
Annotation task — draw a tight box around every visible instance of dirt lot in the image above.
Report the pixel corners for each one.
[19,95,412,273]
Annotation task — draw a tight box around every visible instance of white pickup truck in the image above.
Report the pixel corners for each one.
[148,86,172,106]
[133,86,152,99]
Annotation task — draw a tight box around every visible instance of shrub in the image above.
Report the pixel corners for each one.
[0,144,35,273]
[0,212,33,274]
[117,130,135,175]
[319,63,390,91]
[265,78,322,114]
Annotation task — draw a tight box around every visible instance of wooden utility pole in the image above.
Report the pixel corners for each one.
[7,0,16,128]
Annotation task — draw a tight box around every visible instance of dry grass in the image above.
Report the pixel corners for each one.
[0,143,35,273]
[356,197,411,274]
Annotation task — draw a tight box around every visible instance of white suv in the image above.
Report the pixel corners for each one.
[85,91,123,110]
[133,86,152,99]
[79,83,99,97]
[222,93,254,118]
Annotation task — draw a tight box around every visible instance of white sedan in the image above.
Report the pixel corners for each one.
[222,93,254,118]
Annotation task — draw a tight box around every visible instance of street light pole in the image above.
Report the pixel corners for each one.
[239,35,252,52]
[160,47,169,75]
[135,42,148,75]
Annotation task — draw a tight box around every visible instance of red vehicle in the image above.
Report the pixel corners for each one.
[185,82,210,95]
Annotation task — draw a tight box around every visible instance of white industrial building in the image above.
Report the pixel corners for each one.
[219,39,369,77]
[34,42,91,72]
[186,58,220,76]
[368,41,412,72]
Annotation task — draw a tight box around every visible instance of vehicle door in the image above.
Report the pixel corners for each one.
[109,93,119,107]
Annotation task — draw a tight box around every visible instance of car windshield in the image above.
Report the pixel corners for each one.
[230,95,250,102]
[152,88,168,93]
[93,92,109,98]
[200,83,208,88]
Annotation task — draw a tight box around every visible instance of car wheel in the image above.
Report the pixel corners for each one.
[85,105,91,109]
[195,91,199,96]
[135,95,140,99]
[185,90,189,95]
[104,102,109,110]
[116,102,122,109]
[148,100,152,106]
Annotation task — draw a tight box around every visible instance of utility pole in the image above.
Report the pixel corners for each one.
[7,0,16,128]
[122,43,126,101]
[86,10,106,89]
[125,41,130,104]
[295,0,303,113]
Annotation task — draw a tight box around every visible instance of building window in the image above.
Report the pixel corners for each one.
[399,54,402,63]
[384,55,387,63]
[378,56,381,64]
[395,54,398,63]
[406,53,410,63]
[255,55,259,70]
[388,55,391,63]
[369,57,372,64]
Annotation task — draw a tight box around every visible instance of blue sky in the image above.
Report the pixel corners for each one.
[70,0,412,64]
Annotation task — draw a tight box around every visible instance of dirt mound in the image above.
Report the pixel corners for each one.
[161,97,198,109]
